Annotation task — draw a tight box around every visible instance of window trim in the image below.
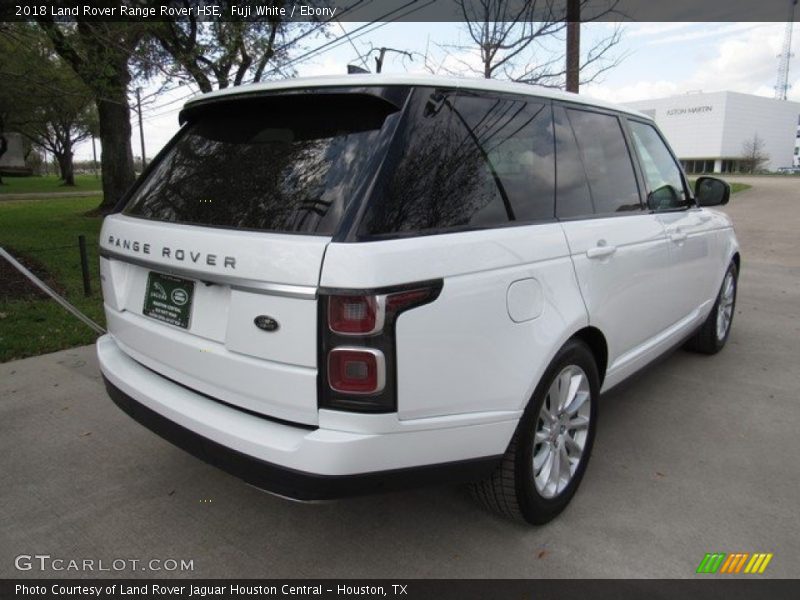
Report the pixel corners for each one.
[624,117,697,212]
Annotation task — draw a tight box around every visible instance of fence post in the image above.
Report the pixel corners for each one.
[78,235,91,297]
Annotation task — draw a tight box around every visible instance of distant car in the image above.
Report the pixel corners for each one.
[96,75,740,524]
[776,166,800,174]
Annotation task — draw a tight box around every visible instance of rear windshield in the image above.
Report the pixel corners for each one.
[124,93,401,235]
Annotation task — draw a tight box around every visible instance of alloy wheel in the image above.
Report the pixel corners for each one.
[716,271,735,341]
[533,365,592,499]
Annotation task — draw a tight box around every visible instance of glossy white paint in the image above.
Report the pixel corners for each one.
[560,213,673,366]
[99,214,329,425]
[106,309,320,426]
[506,278,544,323]
[98,335,519,475]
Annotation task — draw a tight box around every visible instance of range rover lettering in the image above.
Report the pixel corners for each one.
[97,75,739,524]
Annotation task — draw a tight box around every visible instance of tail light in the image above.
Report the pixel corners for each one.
[319,280,442,412]
[328,348,386,394]
[328,295,382,335]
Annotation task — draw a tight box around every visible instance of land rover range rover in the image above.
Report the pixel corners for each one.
[97,75,739,523]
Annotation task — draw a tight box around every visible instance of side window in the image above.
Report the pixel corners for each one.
[361,89,555,236]
[628,120,689,210]
[454,96,555,222]
[565,108,642,215]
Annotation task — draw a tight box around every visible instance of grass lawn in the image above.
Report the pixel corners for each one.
[0,174,103,195]
[0,196,105,362]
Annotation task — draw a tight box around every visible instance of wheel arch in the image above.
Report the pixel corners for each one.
[571,326,608,387]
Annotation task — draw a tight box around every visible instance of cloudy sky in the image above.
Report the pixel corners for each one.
[75,21,800,161]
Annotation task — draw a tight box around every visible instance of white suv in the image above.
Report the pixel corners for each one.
[97,75,739,523]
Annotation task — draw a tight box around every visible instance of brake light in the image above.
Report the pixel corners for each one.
[319,280,443,413]
[385,288,436,312]
[328,295,381,335]
[328,348,386,395]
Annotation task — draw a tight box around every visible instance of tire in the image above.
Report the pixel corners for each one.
[684,262,738,355]
[469,339,600,524]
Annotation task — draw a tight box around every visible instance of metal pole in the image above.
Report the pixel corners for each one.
[78,234,91,297]
[91,136,98,179]
[566,0,580,93]
[136,87,146,170]
[0,246,105,335]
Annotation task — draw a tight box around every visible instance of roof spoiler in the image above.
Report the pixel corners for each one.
[179,87,407,125]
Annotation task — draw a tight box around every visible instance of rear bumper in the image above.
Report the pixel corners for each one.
[97,335,511,500]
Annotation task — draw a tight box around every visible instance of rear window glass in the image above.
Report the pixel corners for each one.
[361,89,555,237]
[124,94,399,235]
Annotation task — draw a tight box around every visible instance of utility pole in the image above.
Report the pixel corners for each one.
[135,87,146,171]
[566,0,580,93]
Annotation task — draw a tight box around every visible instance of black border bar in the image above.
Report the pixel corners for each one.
[3,579,800,599]
[2,0,799,23]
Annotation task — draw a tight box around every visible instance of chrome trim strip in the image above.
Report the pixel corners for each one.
[99,248,318,300]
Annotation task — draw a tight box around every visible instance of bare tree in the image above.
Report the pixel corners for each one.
[740,133,769,173]
[147,1,329,92]
[428,0,623,89]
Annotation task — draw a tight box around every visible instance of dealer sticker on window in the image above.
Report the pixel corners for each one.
[143,272,195,329]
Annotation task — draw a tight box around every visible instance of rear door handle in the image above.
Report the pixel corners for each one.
[586,245,617,259]
[670,231,688,243]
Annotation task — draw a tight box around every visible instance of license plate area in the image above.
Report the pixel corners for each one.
[142,272,195,329]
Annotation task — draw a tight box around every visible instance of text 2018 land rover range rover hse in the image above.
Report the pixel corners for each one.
[97,75,739,524]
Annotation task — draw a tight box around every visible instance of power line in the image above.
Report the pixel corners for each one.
[338,21,371,71]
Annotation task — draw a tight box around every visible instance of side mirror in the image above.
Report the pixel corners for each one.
[695,177,730,207]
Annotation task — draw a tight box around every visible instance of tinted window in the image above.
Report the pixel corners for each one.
[628,120,689,210]
[554,106,593,218]
[566,108,642,214]
[124,94,399,234]
[361,89,555,236]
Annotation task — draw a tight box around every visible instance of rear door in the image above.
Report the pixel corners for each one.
[100,91,402,426]
[555,105,674,376]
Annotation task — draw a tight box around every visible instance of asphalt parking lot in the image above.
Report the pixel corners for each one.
[1,176,798,579]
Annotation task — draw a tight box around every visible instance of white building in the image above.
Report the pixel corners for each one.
[625,92,800,173]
